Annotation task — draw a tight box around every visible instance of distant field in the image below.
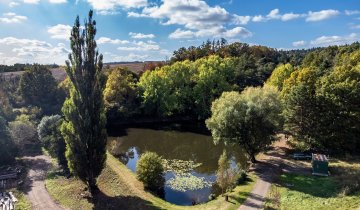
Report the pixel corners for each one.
[108,62,146,74]
[0,62,148,81]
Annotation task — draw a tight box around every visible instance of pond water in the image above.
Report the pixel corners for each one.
[107,123,248,206]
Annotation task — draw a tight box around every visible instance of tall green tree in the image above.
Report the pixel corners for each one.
[61,10,107,193]
[206,86,283,162]
[18,65,59,114]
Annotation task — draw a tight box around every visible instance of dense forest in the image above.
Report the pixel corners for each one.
[0,39,359,168]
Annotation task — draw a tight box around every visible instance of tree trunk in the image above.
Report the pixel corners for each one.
[88,177,98,195]
[250,154,257,163]
[225,195,228,201]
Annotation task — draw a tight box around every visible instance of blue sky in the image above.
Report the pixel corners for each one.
[0,0,359,65]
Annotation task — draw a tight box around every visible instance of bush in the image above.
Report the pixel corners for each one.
[136,152,165,193]
[38,115,67,170]
[237,169,247,184]
[9,118,37,151]
[216,150,240,194]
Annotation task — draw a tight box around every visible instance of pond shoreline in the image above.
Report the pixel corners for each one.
[107,116,201,127]
[107,118,212,137]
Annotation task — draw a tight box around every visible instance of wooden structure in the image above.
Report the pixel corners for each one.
[0,167,20,190]
[312,154,329,176]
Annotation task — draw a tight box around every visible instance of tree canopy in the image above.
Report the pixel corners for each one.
[206,85,283,162]
[18,65,60,114]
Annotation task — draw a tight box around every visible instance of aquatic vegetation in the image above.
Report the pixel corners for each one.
[162,159,213,192]
[167,174,213,192]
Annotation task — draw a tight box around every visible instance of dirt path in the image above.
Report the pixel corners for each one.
[238,137,311,210]
[22,155,64,210]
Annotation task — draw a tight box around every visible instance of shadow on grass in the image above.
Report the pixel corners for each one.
[232,192,265,209]
[276,173,338,198]
[90,190,165,210]
[229,191,250,204]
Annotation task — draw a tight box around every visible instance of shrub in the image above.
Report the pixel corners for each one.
[216,150,239,194]
[9,118,37,151]
[237,169,247,184]
[136,152,165,193]
[38,115,67,170]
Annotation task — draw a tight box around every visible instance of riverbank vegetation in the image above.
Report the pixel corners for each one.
[45,154,256,210]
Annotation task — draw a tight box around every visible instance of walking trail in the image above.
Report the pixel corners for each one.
[22,155,64,210]
[238,138,310,210]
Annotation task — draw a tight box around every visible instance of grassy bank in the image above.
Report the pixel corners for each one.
[265,158,360,210]
[45,154,256,210]
[13,189,32,210]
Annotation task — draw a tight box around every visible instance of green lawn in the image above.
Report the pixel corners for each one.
[45,153,256,210]
[265,173,360,210]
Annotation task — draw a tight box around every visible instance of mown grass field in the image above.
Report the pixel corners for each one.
[45,153,256,210]
[265,157,360,210]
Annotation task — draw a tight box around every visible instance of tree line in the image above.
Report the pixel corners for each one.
[0,63,59,73]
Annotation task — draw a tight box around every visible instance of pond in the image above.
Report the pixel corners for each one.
[107,123,248,206]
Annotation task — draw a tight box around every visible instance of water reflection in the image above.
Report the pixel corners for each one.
[107,124,248,206]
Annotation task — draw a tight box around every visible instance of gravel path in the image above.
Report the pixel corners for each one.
[23,155,64,210]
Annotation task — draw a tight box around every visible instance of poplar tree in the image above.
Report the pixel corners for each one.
[61,10,107,193]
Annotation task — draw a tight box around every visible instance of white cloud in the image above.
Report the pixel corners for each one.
[117,41,160,51]
[104,52,149,62]
[49,0,66,3]
[281,13,302,21]
[169,27,251,39]
[129,0,252,40]
[169,29,196,39]
[252,9,303,22]
[0,37,51,47]
[0,12,27,24]
[9,1,20,7]
[129,32,155,39]
[87,0,147,14]
[251,8,341,23]
[252,15,266,22]
[232,15,251,25]
[96,37,129,44]
[127,11,148,18]
[222,27,252,38]
[47,24,72,40]
[310,33,360,46]
[23,0,40,4]
[0,37,70,64]
[292,40,306,47]
[306,9,339,22]
[345,10,360,16]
